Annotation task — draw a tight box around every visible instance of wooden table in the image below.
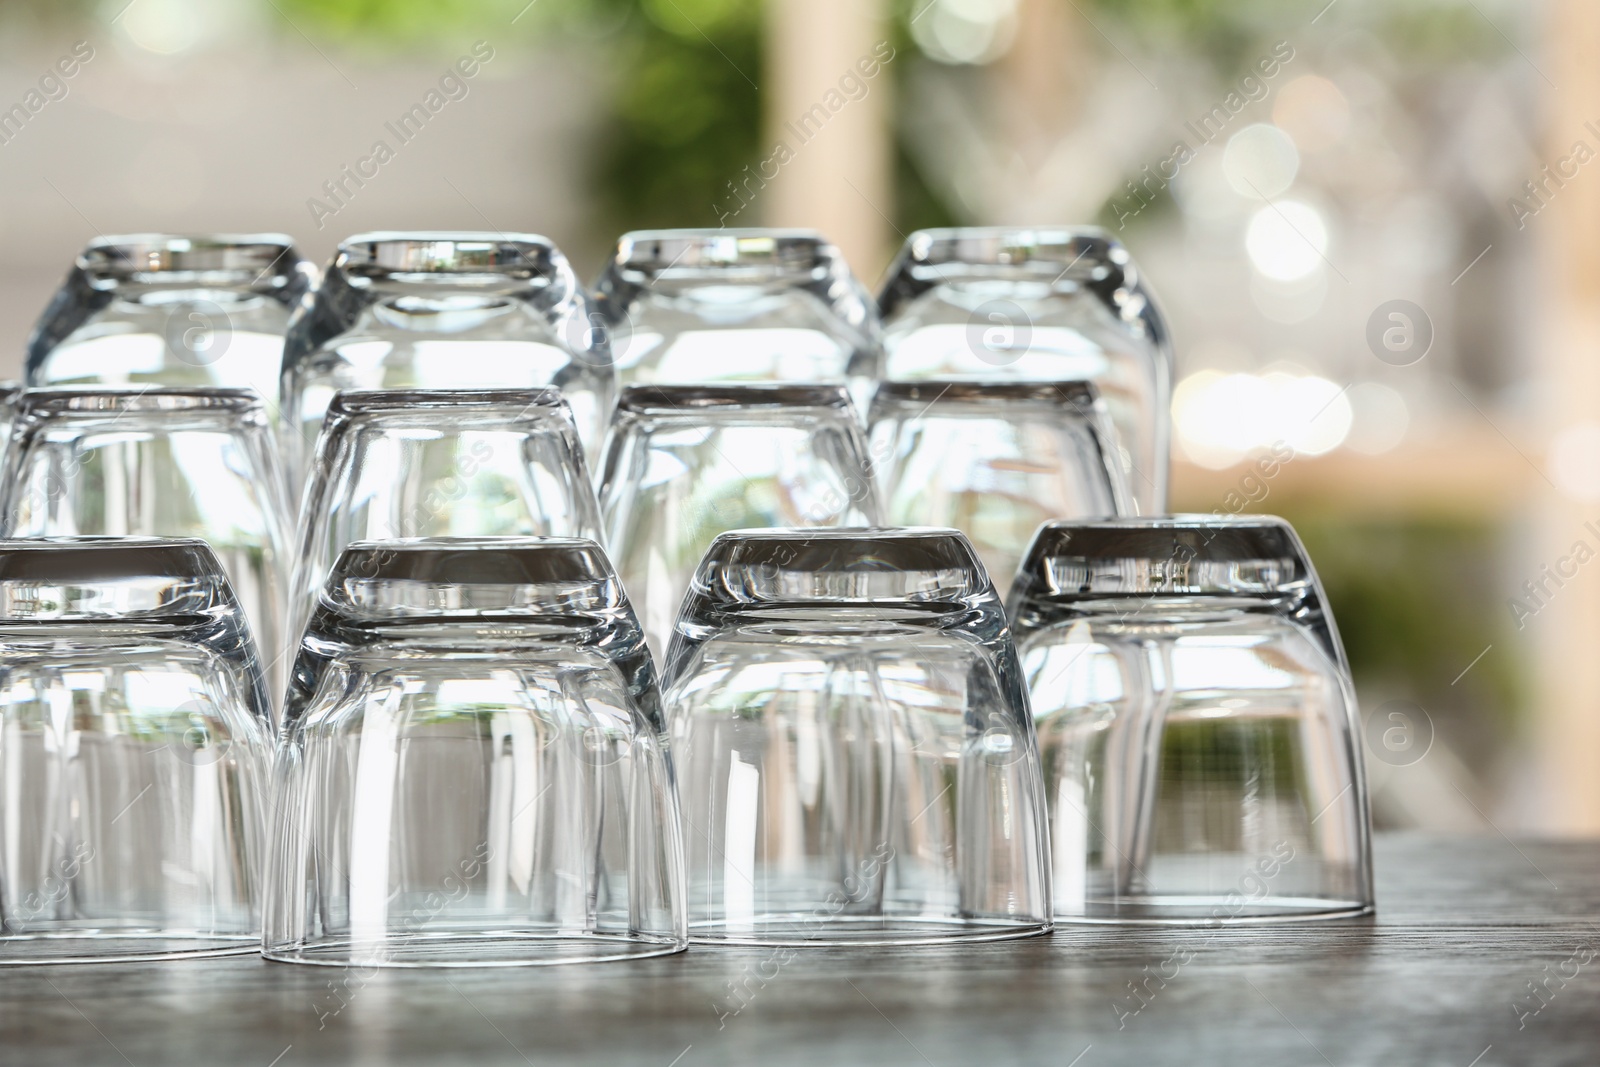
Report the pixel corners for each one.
[3,833,1596,1065]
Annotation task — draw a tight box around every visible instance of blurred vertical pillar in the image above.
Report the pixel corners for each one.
[1532,0,1600,834]
[762,0,893,281]
[992,0,1080,222]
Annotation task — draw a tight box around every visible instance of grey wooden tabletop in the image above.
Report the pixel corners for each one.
[2,833,1597,1066]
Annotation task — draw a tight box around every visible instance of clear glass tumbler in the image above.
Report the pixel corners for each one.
[0,537,272,963]
[0,382,21,470]
[878,227,1173,513]
[290,388,602,638]
[0,389,294,708]
[597,384,881,656]
[25,234,315,417]
[867,380,1134,597]
[592,229,881,409]
[263,537,686,967]
[662,527,1051,945]
[1006,516,1373,923]
[280,232,615,484]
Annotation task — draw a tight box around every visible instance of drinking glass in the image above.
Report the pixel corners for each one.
[263,537,686,967]
[662,527,1051,945]
[1006,516,1373,923]
[290,388,602,637]
[878,227,1173,513]
[25,234,314,415]
[0,537,272,963]
[867,380,1134,597]
[592,229,881,410]
[0,389,294,708]
[280,232,614,485]
[0,382,21,470]
[597,383,881,656]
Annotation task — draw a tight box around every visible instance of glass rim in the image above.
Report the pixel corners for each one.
[1013,516,1315,598]
[698,526,989,580]
[79,233,302,272]
[1029,513,1295,533]
[0,536,227,585]
[871,379,1102,407]
[895,225,1123,266]
[332,536,614,586]
[336,232,562,274]
[612,228,834,272]
[615,382,854,414]
[326,387,566,417]
[878,226,1161,331]
[16,386,265,417]
[905,223,1111,244]
[1021,514,1303,555]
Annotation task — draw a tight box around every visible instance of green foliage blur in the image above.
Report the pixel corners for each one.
[1289,509,1523,757]
[264,0,951,235]
[590,0,765,232]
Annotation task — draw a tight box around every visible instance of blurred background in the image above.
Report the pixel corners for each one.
[0,0,1592,836]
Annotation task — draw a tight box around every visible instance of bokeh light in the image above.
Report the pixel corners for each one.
[1548,421,1600,502]
[1175,368,1352,468]
[1345,382,1411,455]
[1223,124,1300,199]
[1245,200,1329,281]
[910,0,1020,66]
[1272,75,1351,153]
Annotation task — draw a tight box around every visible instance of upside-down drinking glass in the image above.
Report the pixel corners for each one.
[280,232,614,484]
[662,527,1051,945]
[1006,516,1373,923]
[592,229,881,409]
[25,234,315,415]
[868,380,1134,596]
[0,389,294,709]
[0,382,21,470]
[263,538,686,966]
[597,384,881,656]
[290,388,602,636]
[878,227,1173,513]
[0,537,272,963]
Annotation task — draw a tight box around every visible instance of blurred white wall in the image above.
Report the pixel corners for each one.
[0,26,602,379]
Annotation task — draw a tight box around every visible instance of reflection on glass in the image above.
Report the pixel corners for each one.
[264,537,686,967]
[280,232,614,487]
[868,380,1134,596]
[597,383,881,656]
[878,227,1174,513]
[0,537,272,963]
[0,389,293,714]
[291,388,602,638]
[662,527,1051,944]
[0,382,21,474]
[593,229,881,409]
[1007,516,1373,923]
[25,234,315,417]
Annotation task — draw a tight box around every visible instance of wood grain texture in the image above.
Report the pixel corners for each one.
[2,833,1597,1066]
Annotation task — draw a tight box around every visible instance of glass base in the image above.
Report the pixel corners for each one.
[688,913,1052,947]
[0,930,258,964]
[1055,896,1374,925]
[263,930,687,968]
